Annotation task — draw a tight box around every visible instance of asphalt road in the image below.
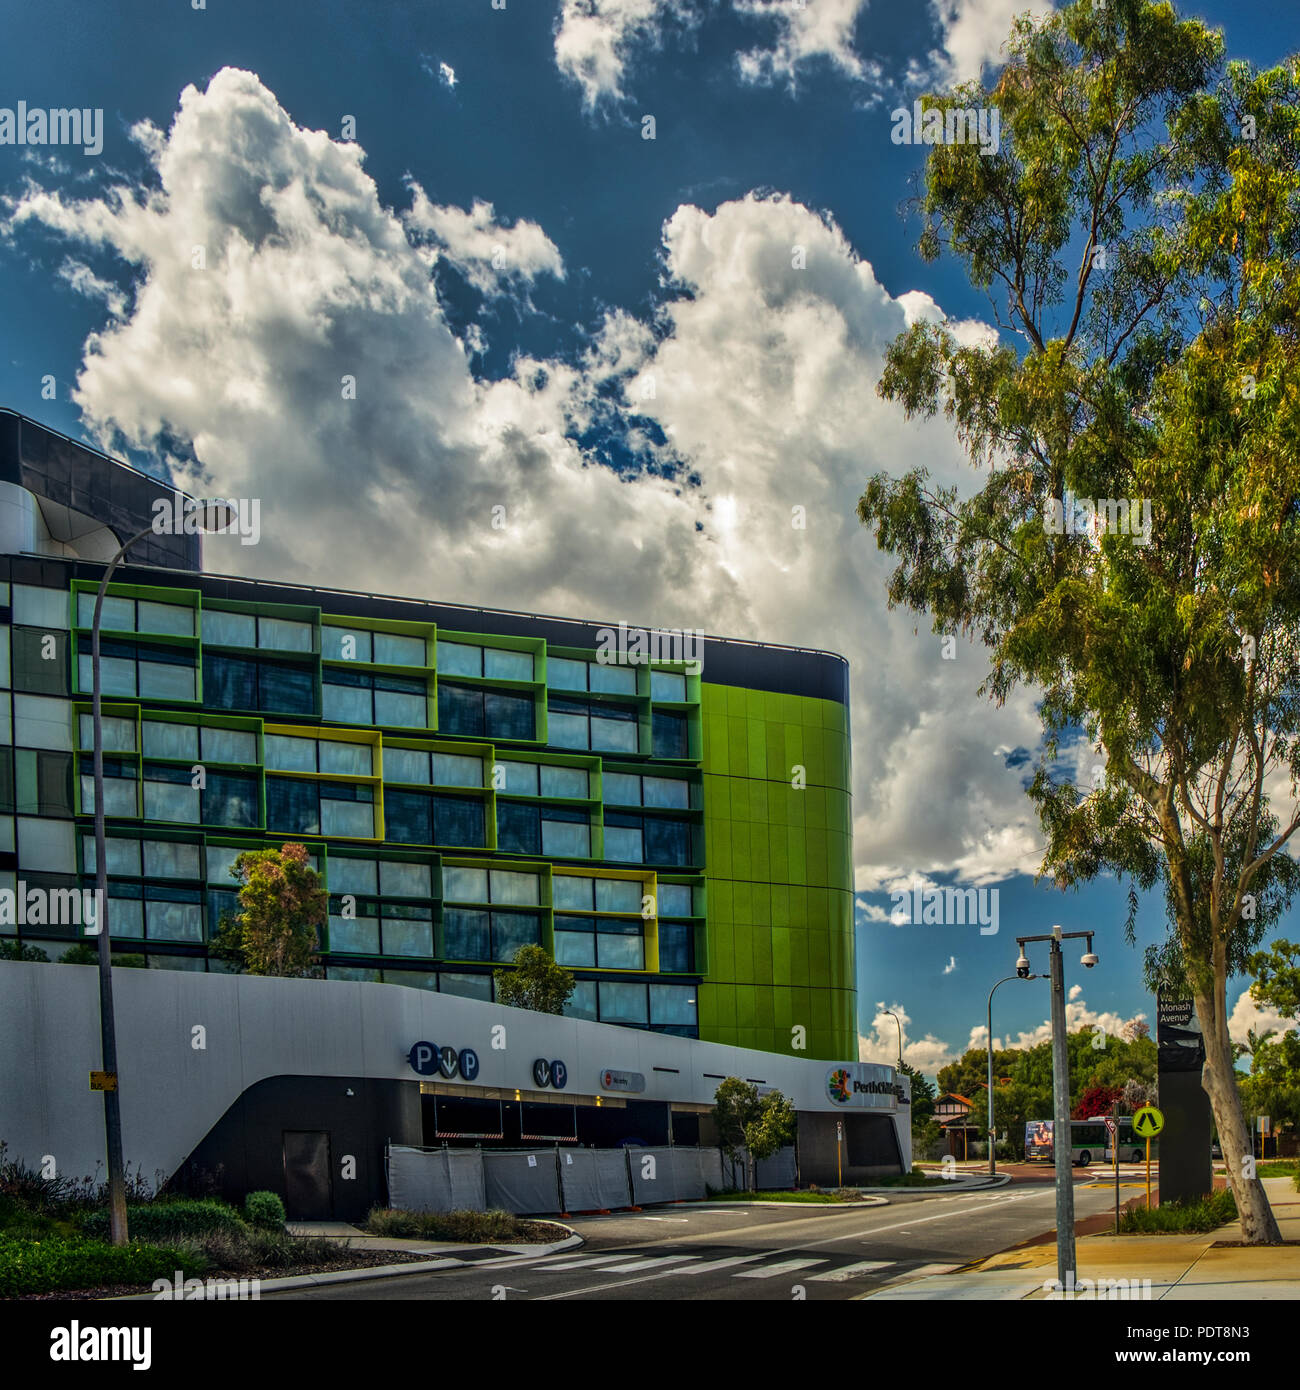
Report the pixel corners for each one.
[266,1170,1130,1302]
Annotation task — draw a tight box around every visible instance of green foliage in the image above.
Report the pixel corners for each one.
[1236,1028,1300,1134]
[243,1191,286,1231]
[745,1090,797,1162]
[0,940,49,962]
[897,1061,936,1125]
[363,1207,546,1243]
[0,1233,204,1296]
[170,1226,337,1273]
[55,943,142,967]
[80,1198,246,1241]
[1250,939,1300,1021]
[711,1078,797,1187]
[493,943,575,1014]
[1119,1188,1237,1234]
[213,843,326,977]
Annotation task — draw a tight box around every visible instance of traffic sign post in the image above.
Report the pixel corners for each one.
[1133,1105,1164,1208]
[1108,1108,1120,1233]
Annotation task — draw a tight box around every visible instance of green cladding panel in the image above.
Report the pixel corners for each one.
[698,682,855,1061]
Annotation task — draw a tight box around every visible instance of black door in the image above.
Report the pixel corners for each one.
[283,1130,332,1219]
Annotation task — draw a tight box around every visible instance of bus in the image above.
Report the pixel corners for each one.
[1025,1119,1154,1166]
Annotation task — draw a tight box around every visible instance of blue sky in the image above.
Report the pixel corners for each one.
[3,0,1298,1078]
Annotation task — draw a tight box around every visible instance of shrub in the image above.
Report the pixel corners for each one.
[80,1198,246,1241]
[244,1191,286,1230]
[0,940,49,962]
[1119,1188,1237,1234]
[364,1207,528,1243]
[171,1226,337,1274]
[0,1233,205,1297]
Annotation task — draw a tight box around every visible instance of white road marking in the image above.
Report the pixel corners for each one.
[734,1258,828,1279]
[807,1261,896,1282]
[601,1255,701,1272]
[540,1255,645,1271]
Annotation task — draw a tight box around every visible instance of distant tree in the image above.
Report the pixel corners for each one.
[1249,939,1300,1021]
[711,1078,796,1192]
[1073,1082,1125,1119]
[58,943,147,967]
[0,939,49,962]
[897,1061,936,1126]
[493,944,574,1015]
[212,843,325,978]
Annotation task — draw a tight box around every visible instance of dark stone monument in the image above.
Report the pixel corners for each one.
[1156,993,1214,1203]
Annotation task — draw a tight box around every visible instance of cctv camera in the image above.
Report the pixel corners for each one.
[1081,952,1098,968]
[1016,953,1031,978]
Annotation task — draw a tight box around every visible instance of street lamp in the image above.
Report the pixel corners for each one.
[91,499,236,1246]
[881,1008,904,1070]
[1015,924,1098,1291]
[986,971,1038,1176]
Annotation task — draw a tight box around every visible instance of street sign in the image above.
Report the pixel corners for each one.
[1258,1115,1270,1134]
[1103,1117,1117,1137]
[1133,1105,1164,1138]
[89,1071,117,1092]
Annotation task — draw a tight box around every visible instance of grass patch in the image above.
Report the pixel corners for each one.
[0,1233,206,1297]
[870,1169,953,1188]
[705,1189,839,1203]
[1253,1160,1300,1179]
[1118,1188,1237,1234]
[362,1207,559,1243]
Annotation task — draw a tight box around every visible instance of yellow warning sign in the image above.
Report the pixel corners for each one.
[1133,1104,1164,1137]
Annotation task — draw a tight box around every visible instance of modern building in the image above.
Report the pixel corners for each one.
[0,410,889,1212]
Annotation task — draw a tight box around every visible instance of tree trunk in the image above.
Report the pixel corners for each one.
[1195,988,1281,1243]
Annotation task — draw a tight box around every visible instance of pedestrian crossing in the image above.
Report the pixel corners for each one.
[477,1246,961,1285]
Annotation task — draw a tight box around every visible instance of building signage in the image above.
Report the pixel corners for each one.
[408,1041,479,1081]
[532,1058,568,1090]
[825,1063,905,1110]
[1157,994,1205,1073]
[600,1068,646,1093]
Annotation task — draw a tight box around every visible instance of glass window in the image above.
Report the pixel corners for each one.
[484,648,532,682]
[490,869,539,905]
[432,753,482,788]
[650,670,687,702]
[564,979,598,1020]
[137,658,196,703]
[485,691,535,741]
[554,930,595,966]
[657,883,694,917]
[328,856,377,896]
[595,877,642,913]
[323,680,372,724]
[440,971,492,1001]
[81,653,135,697]
[384,747,429,784]
[541,765,587,799]
[106,892,144,938]
[499,761,539,796]
[82,836,142,876]
[443,907,489,960]
[442,865,487,903]
[591,713,638,753]
[266,776,320,835]
[603,772,641,806]
[143,840,201,879]
[604,820,643,863]
[496,801,538,856]
[205,844,249,885]
[546,708,588,750]
[590,663,637,695]
[327,965,381,982]
[547,658,587,691]
[643,776,690,810]
[142,720,196,760]
[82,714,138,754]
[432,795,486,848]
[257,661,316,715]
[204,653,257,709]
[138,601,194,637]
[321,796,374,839]
[542,814,590,858]
[319,740,372,776]
[598,980,648,1025]
[143,768,200,824]
[329,912,379,954]
[201,726,256,764]
[597,926,644,969]
[203,609,256,646]
[322,626,372,662]
[374,684,428,727]
[646,817,693,867]
[491,911,540,961]
[203,773,258,828]
[265,735,316,772]
[384,968,437,992]
[146,897,204,943]
[437,682,483,736]
[374,632,426,666]
[650,983,698,1026]
[12,627,68,696]
[652,711,689,759]
[658,923,695,973]
[259,618,313,653]
[436,641,481,677]
[552,874,593,911]
[81,766,137,818]
[380,860,431,898]
[382,916,433,957]
[82,593,134,631]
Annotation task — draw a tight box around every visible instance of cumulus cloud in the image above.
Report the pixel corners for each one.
[553,0,700,109]
[5,67,1049,906]
[734,0,878,90]
[1227,988,1299,1048]
[403,192,564,295]
[923,0,1054,87]
[942,955,957,975]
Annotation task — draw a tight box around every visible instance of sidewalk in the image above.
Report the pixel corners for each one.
[861,1177,1300,1300]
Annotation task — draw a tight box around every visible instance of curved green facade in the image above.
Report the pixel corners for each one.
[698,683,856,1060]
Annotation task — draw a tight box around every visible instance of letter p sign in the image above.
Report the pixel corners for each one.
[408,1040,438,1076]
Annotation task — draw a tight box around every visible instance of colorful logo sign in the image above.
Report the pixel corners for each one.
[828,1068,852,1103]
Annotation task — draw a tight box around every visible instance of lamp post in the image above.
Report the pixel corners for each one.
[91,501,235,1246]
[986,972,1037,1176]
[882,1008,904,1070]
[1014,925,1099,1291]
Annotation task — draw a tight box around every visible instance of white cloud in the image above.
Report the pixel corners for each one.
[942,954,957,974]
[553,0,699,109]
[56,258,127,318]
[923,0,1054,87]
[1227,988,1299,1048]
[734,0,878,90]
[403,192,564,295]
[439,62,457,89]
[5,67,1049,905]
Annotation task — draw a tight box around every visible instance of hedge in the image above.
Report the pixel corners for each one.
[0,1234,204,1296]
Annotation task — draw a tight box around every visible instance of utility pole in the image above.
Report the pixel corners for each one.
[986,972,1038,1176]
